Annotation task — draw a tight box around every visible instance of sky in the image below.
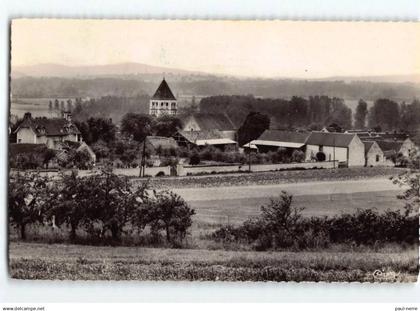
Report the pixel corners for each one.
[11,19,420,78]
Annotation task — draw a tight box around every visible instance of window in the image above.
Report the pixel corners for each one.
[376,155,380,162]
[319,145,323,152]
[18,138,21,143]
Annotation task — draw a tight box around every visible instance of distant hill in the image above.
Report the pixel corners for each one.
[11,62,205,78]
[12,63,420,85]
[319,74,420,84]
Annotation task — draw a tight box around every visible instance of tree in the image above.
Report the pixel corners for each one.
[86,117,116,144]
[391,150,420,217]
[237,112,270,146]
[153,115,182,137]
[52,169,150,241]
[368,98,400,131]
[121,113,154,142]
[9,172,52,240]
[147,190,195,244]
[259,191,304,248]
[88,169,149,241]
[354,99,368,129]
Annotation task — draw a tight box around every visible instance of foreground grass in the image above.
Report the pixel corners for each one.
[9,242,419,282]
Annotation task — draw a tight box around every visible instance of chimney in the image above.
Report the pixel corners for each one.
[63,111,72,122]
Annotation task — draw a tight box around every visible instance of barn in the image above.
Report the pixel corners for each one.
[248,130,310,153]
[173,130,237,151]
[305,132,365,167]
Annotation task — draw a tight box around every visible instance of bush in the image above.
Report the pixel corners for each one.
[211,191,418,250]
[189,152,200,165]
[291,150,305,163]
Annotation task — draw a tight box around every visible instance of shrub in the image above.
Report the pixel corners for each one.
[291,150,305,163]
[189,152,201,165]
[211,191,418,250]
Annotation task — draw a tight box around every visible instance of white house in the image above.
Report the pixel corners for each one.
[14,112,81,150]
[305,132,365,167]
[149,78,177,116]
[363,141,387,167]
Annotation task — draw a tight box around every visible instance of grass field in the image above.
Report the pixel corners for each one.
[190,190,403,228]
[9,242,418,282]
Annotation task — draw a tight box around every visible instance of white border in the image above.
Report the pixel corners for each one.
[1,0,420,303]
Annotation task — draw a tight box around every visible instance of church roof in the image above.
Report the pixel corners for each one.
[151,79,176,100]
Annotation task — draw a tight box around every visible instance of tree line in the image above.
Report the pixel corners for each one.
[12,76,420,101]
[9,169,195,246]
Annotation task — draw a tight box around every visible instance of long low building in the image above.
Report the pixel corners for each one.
[248,130,310,153]
[173,130,237,151]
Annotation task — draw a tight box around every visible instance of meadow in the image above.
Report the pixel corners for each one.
[9,242,418,281]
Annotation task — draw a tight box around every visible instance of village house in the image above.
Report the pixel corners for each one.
[142,136,179,155]
[14,112,81,149]
[374,138,416,160]
[180,113,237,141]
[149,78,177,116]
[247,130,310,153]
[305,132,365,167]
[13,112,96,165]
[55,140,97,164]
[363,141,387,167]
[173,129,237,151]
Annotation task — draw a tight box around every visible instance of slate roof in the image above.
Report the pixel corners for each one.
[151,79,176,100]
[363,141,375,153]
[258,130,310,144]
[375,140,403,153]
[306,132,356,148]
[146,136,178,150]
[178,130,224,143]
[184,113,236,131]
[16,116,80,137]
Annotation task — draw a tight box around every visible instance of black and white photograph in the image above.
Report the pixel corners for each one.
[7,19,420,282]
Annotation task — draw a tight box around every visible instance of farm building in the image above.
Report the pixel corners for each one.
[363,141,386,167]
[374,138,416,159]
[180,113,237,140]
[149,78,177,116]
[14,112,81,149]
[248,130,309,153]
[55,140,96,163]
[305,132,365,167]
[174,130,237,151]
[141,136,179,155]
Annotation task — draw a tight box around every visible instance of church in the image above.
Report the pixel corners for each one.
[149,78,177,116]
